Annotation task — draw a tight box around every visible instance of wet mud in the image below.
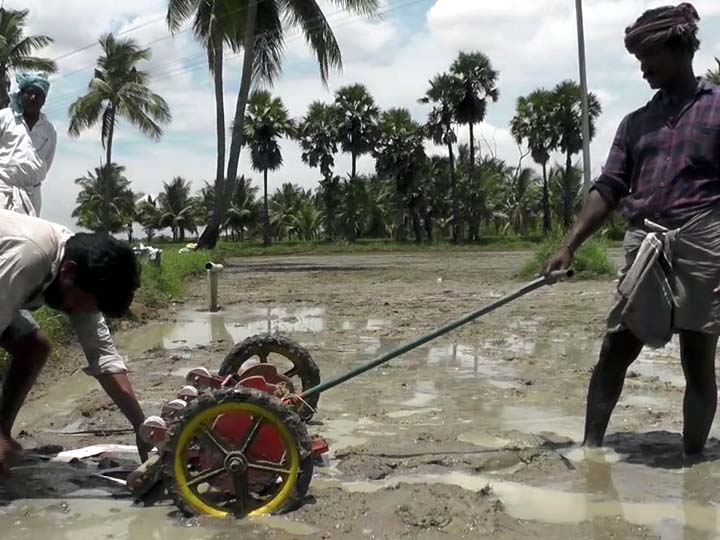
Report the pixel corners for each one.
[2,251,719,539]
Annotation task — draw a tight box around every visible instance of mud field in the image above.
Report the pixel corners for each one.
[2,250,720,539]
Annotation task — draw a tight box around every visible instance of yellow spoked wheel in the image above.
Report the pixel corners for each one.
[163,388,313,518]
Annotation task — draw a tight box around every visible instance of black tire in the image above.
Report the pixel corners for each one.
[162,387,313,518]
[219,334,320,419]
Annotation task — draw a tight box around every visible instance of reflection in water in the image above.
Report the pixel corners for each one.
[118,306,393,356]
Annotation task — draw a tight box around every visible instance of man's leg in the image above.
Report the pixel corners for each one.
[584,330,644,447]
[0,328,52,445]
[679,330,718,455]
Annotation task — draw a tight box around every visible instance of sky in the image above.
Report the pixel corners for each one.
[12,0,720,229]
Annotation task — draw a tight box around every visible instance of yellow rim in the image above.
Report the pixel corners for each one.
[173,400,300,518]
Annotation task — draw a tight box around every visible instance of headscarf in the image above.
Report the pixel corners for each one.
[624,3,700,55]
[10,72,51,114]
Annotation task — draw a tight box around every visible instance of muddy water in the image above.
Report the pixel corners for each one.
[5,250,720,539]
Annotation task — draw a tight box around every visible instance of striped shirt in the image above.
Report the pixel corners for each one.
[593,79,720,223]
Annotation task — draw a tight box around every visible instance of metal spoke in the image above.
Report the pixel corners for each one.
[186,467,226,488]
[240,417,264,454]
[247,460,291,476]
[284,366,299,378]
[199,426,231,456]
[232,471,249,516]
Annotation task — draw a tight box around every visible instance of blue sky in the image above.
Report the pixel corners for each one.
[12,0,720,229]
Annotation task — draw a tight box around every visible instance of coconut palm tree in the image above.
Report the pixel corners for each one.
[174,0,379,250]
[449,51,499,175]
[361,177,394,239]
[549,163,583,226]
[225,176,259,241]
[0,8,57,109]
[706,58,720,85]
[510,89,558,235]
[290,199,323,241]
[334,84,379,182]
[551,80,602,230]
[194,181,216,227]
[68,34,171,166]
[159,177,197,242]
[73,164,136,233]
[420,73,463,242]
[244,90,294,246]
[297,101,339,241]
[504,167,541,235]
[136,195,162,241]
[373,108,426,242]
[269,183,305,241]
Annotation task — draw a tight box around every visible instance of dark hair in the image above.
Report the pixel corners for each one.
[63,233,141,317]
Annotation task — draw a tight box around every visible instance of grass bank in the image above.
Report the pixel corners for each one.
[518,237,617,280]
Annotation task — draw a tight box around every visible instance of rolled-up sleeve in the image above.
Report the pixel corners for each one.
[69,312,128,376]
[592,115,632,207]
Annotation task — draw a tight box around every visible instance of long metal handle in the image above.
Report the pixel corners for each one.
[301,269,573,399]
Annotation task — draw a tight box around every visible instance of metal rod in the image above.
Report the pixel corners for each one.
[301,270,572,399]
[206,262,224,312]
[575,0,593,195]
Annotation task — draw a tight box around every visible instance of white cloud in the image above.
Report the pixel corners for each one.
[7,0,720,229]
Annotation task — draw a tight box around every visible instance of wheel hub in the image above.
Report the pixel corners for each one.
[224,452,248,474]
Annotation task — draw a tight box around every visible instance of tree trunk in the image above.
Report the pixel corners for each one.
[197,4,256,249]
[395,185,405,242]
[411,200,422,244]
[262,168,271,247]
[0,67,9,110]
[542,162,551,235]
[106,105,117,166]
[448,142,460,243]
[563,150,573,230]
[322,176,335,242]
[469,122,476,179]
[351,151,357,181]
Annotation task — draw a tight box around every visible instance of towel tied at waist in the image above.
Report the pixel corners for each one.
[608,209,720,347]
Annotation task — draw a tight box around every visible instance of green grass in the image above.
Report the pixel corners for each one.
[519,236,617,280]
[204,236,543,258]
[135,247,223,308]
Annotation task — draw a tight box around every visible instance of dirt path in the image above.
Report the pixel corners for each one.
[1,250,718,539]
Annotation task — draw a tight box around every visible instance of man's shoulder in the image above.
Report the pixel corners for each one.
[0,108,16,124]
[0,209,70,252]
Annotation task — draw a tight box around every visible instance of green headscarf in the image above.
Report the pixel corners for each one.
[11,72,51,114]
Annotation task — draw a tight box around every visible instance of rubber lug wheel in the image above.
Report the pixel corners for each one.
[219,334,320,420]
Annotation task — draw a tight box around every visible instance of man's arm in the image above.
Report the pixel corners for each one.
[545,116,631,272]
[69,312,149,460]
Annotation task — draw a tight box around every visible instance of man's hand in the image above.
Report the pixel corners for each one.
[544,245,574,275]
[136,430,152,463]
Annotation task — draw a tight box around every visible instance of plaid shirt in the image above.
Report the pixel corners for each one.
[593,79,720,224]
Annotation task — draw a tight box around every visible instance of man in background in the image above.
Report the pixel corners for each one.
[0,72,57,215]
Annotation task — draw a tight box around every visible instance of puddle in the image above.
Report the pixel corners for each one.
[0,499,318,540]
[339,470,720,535]
[118,306,392,356]
[386,407,442,419]
[400,380,438,408]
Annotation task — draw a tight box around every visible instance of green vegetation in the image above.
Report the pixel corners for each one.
[135,248,221,308]
[519,237,617,280]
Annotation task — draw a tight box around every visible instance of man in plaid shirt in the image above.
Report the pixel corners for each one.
[546,3,720,455]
